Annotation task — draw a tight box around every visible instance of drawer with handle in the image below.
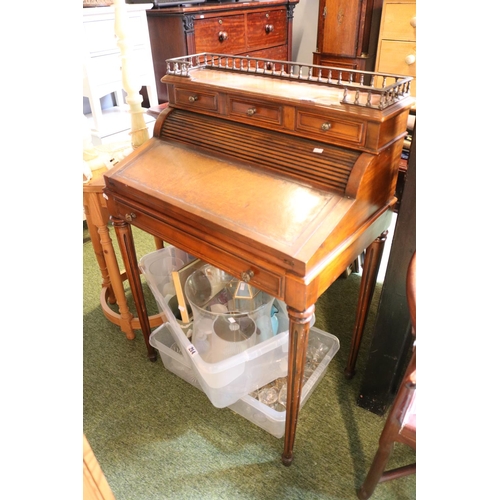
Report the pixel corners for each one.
[194,15,246,53]
[173,87,219,112]
[228,97,283,126]
[295,111,365,147]
[381,3,416,41]
[246,9,287,50]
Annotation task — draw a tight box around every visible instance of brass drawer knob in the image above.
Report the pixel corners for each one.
[125,212,136,222]
[321,122,331,131]
[246,107,257,116]
[410,16,416,28]
[218,31,228,42]
[265,24,274,33]
[241,270,254,282]
[188,95,198,103]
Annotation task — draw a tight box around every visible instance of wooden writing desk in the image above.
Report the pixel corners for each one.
[103,54,413,465]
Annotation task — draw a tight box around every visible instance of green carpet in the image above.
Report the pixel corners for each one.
[83,223,416,500]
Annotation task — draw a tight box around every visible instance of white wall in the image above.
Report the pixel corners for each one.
[291,0,319,64]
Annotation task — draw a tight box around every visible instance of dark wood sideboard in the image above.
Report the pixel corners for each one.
[146,0,299,103]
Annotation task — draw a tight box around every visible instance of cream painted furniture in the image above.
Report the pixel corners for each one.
[374,0,416,99]
[83,4,159,140]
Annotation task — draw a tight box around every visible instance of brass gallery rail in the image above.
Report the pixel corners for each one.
[164,52,413,110]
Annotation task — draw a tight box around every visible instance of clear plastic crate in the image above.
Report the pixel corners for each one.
[141,248,292,408]
[149,323,339,437]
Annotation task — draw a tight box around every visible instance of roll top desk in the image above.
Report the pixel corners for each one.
[103,54,413,465]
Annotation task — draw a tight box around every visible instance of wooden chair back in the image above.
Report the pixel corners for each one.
[357,252,416,499]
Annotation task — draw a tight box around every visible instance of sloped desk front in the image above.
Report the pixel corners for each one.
[103,55,413,465]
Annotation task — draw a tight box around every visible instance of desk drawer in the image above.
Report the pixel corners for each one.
[106,195,284,299]
[246,9,287,50]
[295,111,365,147]
[228,96,283,127]
[194,15,246,53]
[173,87,219,111]
[212,249,284,299]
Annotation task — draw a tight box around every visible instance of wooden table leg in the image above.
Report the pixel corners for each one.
[344,230,388,379]
[83,201,116,305]
[282,304,315,466]
[86,192,136,340]
[111,216,157,361]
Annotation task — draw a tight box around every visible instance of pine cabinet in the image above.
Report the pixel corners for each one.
[313,0,382,77]
[374,0,416,98]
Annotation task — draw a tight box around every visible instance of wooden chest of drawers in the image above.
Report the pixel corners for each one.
[374,0,416,98]
[146,0,299,103]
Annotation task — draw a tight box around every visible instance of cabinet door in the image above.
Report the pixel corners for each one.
[318,0,364,57]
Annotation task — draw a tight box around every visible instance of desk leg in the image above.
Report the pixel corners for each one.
[111,216,157,362]
[344,231,388,379]
[282,304,315,466]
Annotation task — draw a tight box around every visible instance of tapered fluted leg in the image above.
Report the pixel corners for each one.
[112,216,157,361]
[345,231,388,379]
[282,304,315,466]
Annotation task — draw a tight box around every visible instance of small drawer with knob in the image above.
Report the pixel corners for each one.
[174,87,219,112]
[381,3,416,41]
[194,15,246,53]
[377,40,416,78]
[295,111,365,147]
[228,96,283,126]
[246,9,287,50]
[216,252,284,299]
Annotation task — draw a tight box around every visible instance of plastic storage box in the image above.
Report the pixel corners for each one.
[229,326,340,437]
[139,245,195,301]
[184,263,278,364]
[150,322,339,437]
[141,248,291,408]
